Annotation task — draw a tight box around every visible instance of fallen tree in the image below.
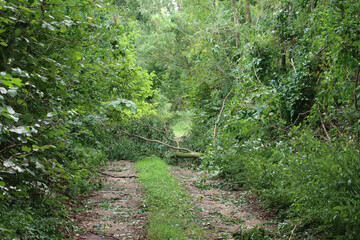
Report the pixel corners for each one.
[119,128,202,159]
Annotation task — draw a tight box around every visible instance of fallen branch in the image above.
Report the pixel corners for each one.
[120,129,194,153]
[288,224,298,240]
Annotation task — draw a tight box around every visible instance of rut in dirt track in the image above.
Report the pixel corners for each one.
[74,161,146,240]
[170,165,275,239]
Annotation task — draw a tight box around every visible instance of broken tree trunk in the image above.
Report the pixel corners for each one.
[174,151,202,158]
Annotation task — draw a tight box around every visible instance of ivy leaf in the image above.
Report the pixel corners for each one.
[11,78,23,87]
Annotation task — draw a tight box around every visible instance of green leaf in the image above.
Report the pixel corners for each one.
[32,145,40,151]
[21,146,32,153]
[353,40,360,49]
[1,80,13,88]
[60,25,67,33]
[11,78,23,87]
[15,28,21,35]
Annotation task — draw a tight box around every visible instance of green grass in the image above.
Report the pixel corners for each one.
[135,157,208,239]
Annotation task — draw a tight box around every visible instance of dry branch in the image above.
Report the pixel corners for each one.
[120,129,194,153]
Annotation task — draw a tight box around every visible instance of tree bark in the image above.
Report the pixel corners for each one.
[213,0,218,8]
[355,69,360,142]
[231,0,240,48]
[174,152,202,158]
[245,0,252,25]
[281,48,287,72]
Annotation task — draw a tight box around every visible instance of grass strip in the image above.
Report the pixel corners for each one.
[135,156,208,240]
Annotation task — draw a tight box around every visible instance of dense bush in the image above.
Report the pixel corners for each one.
[214,131,359,238]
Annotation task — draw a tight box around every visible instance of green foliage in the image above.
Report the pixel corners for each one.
[0,197,69,240]
[213,130,360,239]
[135,156,208,239]
[0,0,154,238]
[233,227,278,240]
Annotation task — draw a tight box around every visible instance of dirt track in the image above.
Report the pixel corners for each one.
[73,160,274,239]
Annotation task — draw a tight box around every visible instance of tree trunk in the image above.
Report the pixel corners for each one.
[231,0,240,48]
[282,48,287,72]
[174,152,202,158]
[245,0,252,25]
[213,0,218,8]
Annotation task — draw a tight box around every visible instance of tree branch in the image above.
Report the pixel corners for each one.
[135,120,178,144]
[120,129,194,153]
[213,88,233,145]
[211,58,233,83]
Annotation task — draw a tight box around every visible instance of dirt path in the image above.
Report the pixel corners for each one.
[74,161,146,240]
[170,165,275,239]
[73,160,274,240]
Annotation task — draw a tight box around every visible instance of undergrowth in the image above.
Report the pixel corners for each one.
[135,156,208,239]
[0,145,105,239]
[209,130,360,239]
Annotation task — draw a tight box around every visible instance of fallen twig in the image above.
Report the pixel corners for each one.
[100,172,137,178]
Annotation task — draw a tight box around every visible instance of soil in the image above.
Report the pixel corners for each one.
[170,165,276,239]
[73,161,146,240]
